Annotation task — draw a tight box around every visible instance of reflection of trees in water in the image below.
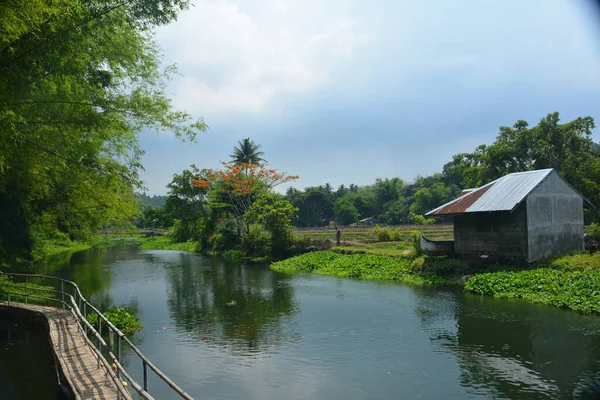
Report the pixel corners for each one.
[413,289,600,399]
[166,258,299,356]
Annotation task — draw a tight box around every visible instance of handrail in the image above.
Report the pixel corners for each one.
[0,271,194,400]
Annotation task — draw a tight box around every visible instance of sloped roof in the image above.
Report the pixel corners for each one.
[427,169,574,216]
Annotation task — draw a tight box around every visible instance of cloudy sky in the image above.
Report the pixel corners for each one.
[139,0,600,195]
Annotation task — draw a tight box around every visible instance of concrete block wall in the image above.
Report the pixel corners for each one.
[454,204,528,260]
[526,171,584,262]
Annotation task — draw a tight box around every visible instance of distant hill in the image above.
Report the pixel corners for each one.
[136,193,167,209]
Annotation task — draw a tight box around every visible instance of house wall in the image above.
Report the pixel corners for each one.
[526,172,584,262]
[454,204,528,260]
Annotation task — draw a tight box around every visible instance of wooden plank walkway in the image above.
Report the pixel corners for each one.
[0,301,131,400]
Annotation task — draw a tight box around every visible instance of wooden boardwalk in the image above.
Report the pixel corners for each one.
[0,301,131,400]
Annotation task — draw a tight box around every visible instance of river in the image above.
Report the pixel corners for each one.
[11,248,600,399]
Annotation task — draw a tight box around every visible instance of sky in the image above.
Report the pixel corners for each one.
[139,0,600,195]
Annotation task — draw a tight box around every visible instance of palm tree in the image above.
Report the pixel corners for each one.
[229,138,266,165]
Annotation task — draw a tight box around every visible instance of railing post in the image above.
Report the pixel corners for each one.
[116,335,121,379]
[83,302,88,336]
[7,293,10,306]
[24,276,28,304]
[143,360,148,391]
[98,341,102,369]
[98,314,102,350]
[61,281,65,310]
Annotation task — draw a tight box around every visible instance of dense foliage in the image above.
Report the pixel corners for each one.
[464,269,600,314]
[0,0,205,263]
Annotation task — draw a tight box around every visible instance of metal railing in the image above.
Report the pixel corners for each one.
[0,272,193,400]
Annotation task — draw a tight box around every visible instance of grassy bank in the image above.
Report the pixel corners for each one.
[137,236,198,252]
[271,250,600,314]
[33,233,200,261]
[270,251,460,285]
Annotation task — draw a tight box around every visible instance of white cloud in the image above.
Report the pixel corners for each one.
[157,0,372,115]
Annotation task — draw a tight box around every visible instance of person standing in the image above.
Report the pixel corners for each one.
[336,228,341,246]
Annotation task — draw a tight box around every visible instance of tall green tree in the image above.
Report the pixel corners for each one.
[0,0,206,262]
[229,138,266,165]
[443,112,600,212]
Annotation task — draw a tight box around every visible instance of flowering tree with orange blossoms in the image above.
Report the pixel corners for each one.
[191,162,299,235]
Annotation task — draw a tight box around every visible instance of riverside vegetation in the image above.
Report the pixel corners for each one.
[272,224,600,314]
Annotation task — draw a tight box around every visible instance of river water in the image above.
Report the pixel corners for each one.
[19,248,600,399]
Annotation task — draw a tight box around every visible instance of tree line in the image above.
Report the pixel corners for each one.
[145,113,599,244]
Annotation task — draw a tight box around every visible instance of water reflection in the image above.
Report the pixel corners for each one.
[416,288,600,399]
[166,257,299,355]
[22,248,600,400]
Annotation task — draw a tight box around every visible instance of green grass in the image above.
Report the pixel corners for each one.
[270,251,456,285]
[33,239,92,259]
[0,277,55,304]
[137,236,198,252]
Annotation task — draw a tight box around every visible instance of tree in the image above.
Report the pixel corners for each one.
[443,112,600,215]
[247,194,298,258]
[162,166,210,242]
[230,138,266,165]
[0,0,206,261]
[192,163,298,236]
[334,198,360,226]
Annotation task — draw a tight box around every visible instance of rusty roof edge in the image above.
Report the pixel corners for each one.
[425,179,499,216]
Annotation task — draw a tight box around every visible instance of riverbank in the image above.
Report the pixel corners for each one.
[271,251,461,285]
[271,251,600,314]
[33,234,199,261]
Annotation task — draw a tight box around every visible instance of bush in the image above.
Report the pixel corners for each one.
[242,223,272,257]
[588,223,600,241]
[87,306,143,335]
[371,225,404,242]
[210,229,239,253]
[223,249,244,260]
[410,213,436,226]
[410,231,423,256]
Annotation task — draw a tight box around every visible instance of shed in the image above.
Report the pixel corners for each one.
[426,169,592,263]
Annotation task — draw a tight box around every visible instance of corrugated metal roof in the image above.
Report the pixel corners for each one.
[456,188,476,198]
[426,169,554,216]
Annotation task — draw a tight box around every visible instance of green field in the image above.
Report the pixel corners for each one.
[294,224,454,257]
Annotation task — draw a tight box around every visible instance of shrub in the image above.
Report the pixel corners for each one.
[588,223,600,241]
[372,225,391,242]
[242,223,272,257]
[372,225,404,242]
[210,229,239,253]
[223,249,244,260]
[410,213,436,226]
[410,231,423,256]
[87,306,143,335]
